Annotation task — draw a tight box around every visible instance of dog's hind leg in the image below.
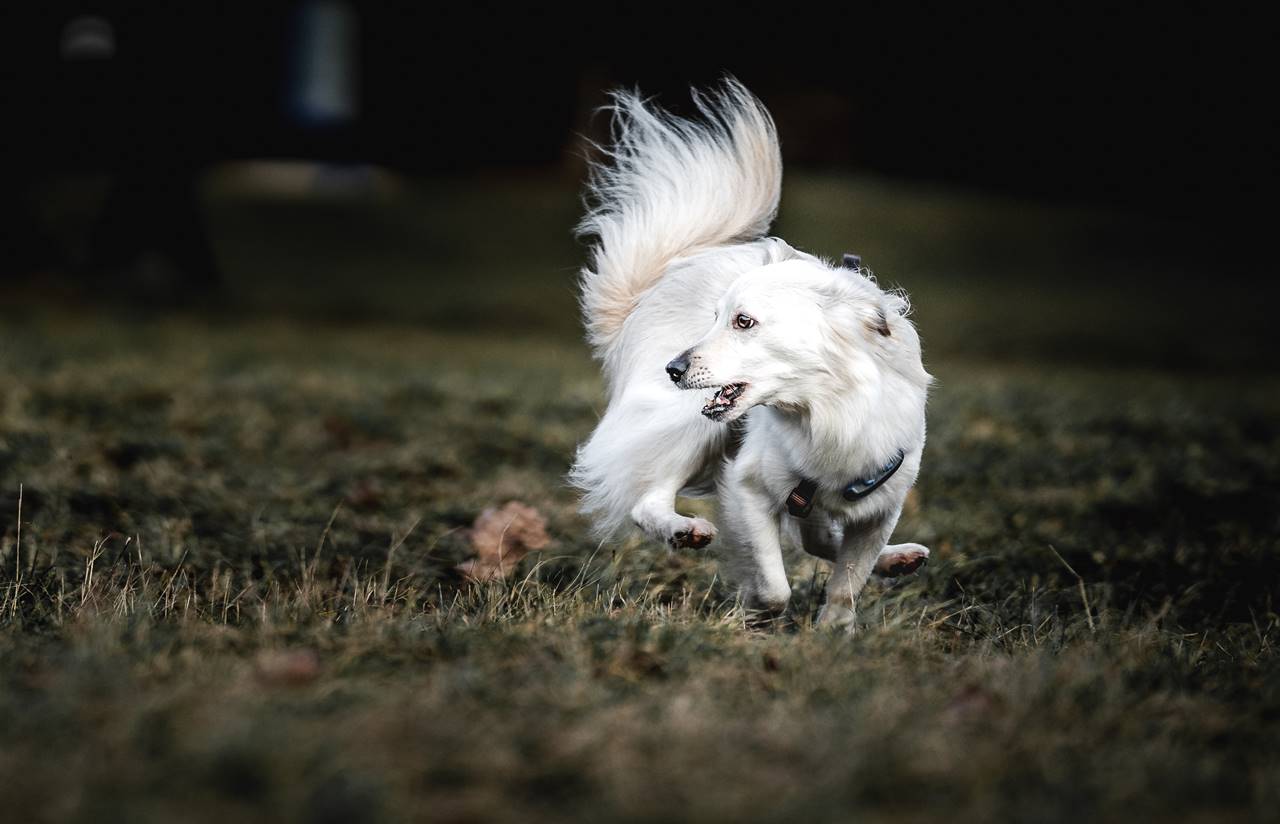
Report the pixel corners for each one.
[874,543,930,577]
[800,516,927,576]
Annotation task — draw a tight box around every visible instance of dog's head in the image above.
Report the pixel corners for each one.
[666,259,924,422]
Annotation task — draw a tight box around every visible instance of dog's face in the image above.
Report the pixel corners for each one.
[667,261,901,422]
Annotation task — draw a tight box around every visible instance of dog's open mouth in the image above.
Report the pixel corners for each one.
[702,382,747,420]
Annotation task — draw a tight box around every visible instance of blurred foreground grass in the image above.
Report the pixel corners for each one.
[1,173,1278,822]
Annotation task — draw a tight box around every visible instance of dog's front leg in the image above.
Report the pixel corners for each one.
[816,513,898,630]
[719,474,790,613]
[630,484,716,550]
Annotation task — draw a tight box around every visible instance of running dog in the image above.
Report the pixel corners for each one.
[570,80,932,627]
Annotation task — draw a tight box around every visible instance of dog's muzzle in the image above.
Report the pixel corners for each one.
[665,352,691,383]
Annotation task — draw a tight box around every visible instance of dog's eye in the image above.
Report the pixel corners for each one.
[734,313,756,330]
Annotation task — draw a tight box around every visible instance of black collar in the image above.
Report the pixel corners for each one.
[785,449,907,518]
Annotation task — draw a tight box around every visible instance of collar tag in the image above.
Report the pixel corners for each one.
[786,479,818,518]
[785,449,908,517]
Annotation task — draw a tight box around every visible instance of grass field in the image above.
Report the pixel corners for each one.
[2,172,1278,822]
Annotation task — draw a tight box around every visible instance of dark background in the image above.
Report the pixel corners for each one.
[3,4,1272,197]
[0,2,1275,293]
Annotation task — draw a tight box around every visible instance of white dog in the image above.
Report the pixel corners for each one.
[570,80,932,627]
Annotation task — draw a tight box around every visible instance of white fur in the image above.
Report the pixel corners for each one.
[570,80,932,628]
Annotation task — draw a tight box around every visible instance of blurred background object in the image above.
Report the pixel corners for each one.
[0,2,1275,362]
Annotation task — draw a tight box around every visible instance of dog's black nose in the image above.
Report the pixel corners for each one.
[666,353,691,383]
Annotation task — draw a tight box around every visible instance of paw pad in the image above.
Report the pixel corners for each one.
[887,556,927,576]
[670,528,714,549]
[876,547,930,578]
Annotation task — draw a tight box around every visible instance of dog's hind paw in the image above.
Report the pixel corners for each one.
[874,543,930,577]
[669,518,716,549]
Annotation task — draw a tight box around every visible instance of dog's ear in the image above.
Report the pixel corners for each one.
[837,255,891,335]
[870,306,891,337]
[870,290,915,337]
[817,279,898,341]
[844,296,893,339]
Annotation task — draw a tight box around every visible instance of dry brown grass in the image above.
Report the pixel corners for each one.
[1,176,1277,822]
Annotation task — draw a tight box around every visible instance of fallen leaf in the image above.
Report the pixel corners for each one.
[455,501,551,582]
[254,649,321,687]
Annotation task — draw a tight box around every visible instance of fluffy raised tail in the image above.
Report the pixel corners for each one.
[576,78,782,359]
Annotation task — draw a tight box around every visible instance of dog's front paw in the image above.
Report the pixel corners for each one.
[874,543,930,578]
[815,602,858,632]
[669,517,716,549]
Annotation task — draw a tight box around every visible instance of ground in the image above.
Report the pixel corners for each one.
[1,173,1278,822]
